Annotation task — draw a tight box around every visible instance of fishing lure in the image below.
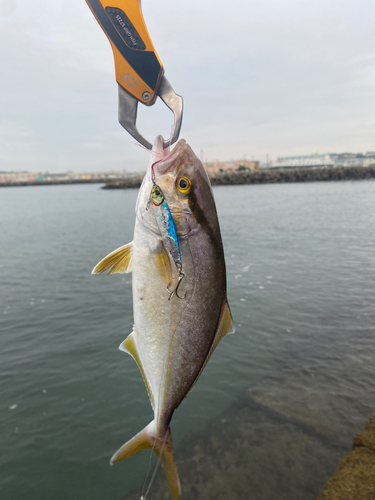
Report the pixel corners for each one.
[147,182,185,300]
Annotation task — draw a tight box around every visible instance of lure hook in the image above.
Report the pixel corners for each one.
[167,264,185,300]
[146,175,157,212]
[146,194,152,211]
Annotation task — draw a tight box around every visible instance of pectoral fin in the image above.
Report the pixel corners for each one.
[91,242,133,275]
[120,332,153,408]
[191,299,235,389]
[152,243,172,285]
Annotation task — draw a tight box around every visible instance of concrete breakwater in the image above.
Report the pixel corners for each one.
[316,411,375,500]
[103,174,145,189]
[2,166,374,188]
[0,178,108,188]
[103,165,375,189]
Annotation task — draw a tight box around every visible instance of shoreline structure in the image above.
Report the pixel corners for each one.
[316,411,375,499]
[104,165,375,189]
[0,178,108,188]
[103,166,375,189]
[1,165,375,188]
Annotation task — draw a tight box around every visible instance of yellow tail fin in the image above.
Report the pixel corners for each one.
[110,421,181,500]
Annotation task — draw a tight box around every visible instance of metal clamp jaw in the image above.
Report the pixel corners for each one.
[118,76,183,150]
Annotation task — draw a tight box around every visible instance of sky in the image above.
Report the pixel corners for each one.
[1,0,374,173]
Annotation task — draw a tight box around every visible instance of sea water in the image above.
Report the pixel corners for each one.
[1,180,375,499]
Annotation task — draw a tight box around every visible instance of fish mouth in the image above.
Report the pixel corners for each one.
[153,139,187,178]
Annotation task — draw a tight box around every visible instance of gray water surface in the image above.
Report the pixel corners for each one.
[1,180,375,499]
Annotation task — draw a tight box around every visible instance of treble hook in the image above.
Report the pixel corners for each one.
[167,263,185,300]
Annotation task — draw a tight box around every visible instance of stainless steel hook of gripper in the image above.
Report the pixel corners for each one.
[118,76,183,150]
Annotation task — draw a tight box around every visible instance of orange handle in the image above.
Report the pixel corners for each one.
[86,0,164,104]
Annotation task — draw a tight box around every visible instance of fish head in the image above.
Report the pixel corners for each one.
[136,136,216,239]
[154,139,216,238]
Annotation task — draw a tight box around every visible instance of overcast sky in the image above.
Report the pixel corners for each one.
[1,0,374,173]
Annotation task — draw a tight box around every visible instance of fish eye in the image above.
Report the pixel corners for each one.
[177,176,192,194]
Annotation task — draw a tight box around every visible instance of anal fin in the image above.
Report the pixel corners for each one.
[191,299,235,389]
[91,241,133,275]
[120,332,154,408]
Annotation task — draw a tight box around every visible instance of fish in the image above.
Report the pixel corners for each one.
[92,136,234,499]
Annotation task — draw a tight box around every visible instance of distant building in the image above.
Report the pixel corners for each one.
[271,154,334,169]
[0,171,40,183]
[43,173,70,181]
[270,152,375,169]
[67,171,126,180]
[0,170,127,184]
[204,159,259,174]
[331,153,373,168]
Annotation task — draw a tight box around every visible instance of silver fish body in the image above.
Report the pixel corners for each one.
[92,136,234,499]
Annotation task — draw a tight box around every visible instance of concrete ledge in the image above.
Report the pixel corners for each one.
[316,413,375,500]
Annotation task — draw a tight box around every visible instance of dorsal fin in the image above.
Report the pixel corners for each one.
[91,241,133,275]
[191,299,235,390]
[120,332,154,408]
